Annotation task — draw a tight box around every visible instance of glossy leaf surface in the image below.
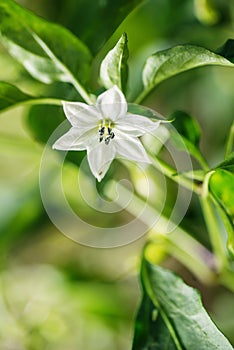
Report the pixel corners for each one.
[209,169,234,218]
[0,0,92,85]
[133,260,233,350]
[142,45,233,97]
[100,33,129,92]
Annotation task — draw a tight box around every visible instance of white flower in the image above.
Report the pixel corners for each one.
[53,86,160,181]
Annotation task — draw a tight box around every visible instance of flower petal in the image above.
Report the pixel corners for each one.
[62,101,101,128]
[53,127,97,151]
[96,85,127,121]
[87,142,116,181]
[116,113,160,136]
[115,137,151,163]
[114,128,140,140]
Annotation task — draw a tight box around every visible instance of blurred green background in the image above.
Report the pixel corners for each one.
[0,0,234,349]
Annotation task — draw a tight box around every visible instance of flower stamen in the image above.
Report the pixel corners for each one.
[98,125,115,145]
[53,86,157,181]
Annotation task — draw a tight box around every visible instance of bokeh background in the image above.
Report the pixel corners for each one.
[0,0,234,349]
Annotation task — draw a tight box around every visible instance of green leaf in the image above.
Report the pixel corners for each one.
[169,111,208,169]
[171,110,201,146]
[100,33,129,92]
[209,169,234,218]
[1,36,69,84]
[216,39,234,63]
[214,152,234,173]
[132,293,177,350]
[26,105,65,144]
[209,169,234,258]
[127,103,165,120]
[135,260,233,350]
[0,184,43,251]
[61,0,144,54]
[26,104,86,168]
[142,45,233,98]
[0,0,92,85]
[0,81,35,111]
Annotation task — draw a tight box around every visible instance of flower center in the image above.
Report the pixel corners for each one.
[98,122,115,145]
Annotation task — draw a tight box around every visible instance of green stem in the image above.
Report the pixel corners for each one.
[210,193,234,260]
[2,97,63,113]
[219,267,234,293]
[149,155,202,195]
[200,193,229,270]
[106,179,234,291]
[161,232,216,283]
[68,75,95,104]
[134,87,151,104]
[32,32,94,105]
[105,180,216,284]
[194,151,209,171]
[23,97,62,106]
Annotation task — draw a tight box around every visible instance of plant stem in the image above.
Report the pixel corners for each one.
[200,197,226,270]
[2,97,63,113]
[149,155,202,195]
[219,267,234,293]
[211,194,234,259]
[193,151,210,171]
[105,180,216,284]
[105,177,234,291]
[134,88,151,104]
[24,97,63,106]
[32,32,95,105]
[68,75,95,104]
[200,194,229,271]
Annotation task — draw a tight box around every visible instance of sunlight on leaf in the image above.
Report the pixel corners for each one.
[0,0,92,85]
[142,45,233,98]
[1,36,69,84]
[100,33,129,92]
[209,169,234,218]
[209,169,234,258]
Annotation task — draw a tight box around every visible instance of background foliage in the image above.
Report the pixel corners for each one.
[0,0,234,349]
